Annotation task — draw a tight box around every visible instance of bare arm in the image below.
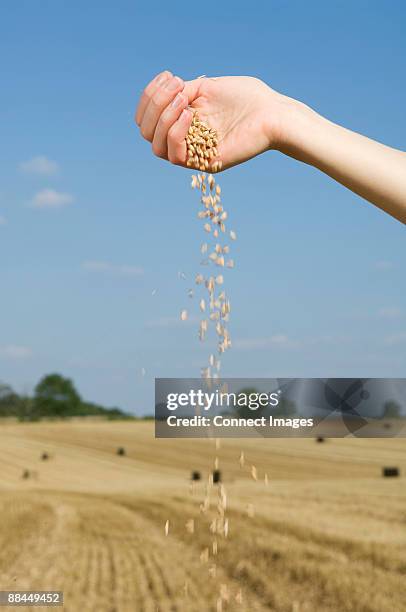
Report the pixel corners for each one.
[135,72,406,225]
[279,99,406,224]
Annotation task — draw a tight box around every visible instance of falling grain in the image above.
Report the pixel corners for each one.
[183,112,239,591]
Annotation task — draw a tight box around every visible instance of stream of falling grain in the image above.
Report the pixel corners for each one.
[180,111,243,608]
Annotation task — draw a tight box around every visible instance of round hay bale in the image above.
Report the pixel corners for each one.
[382,467,399,478]
[191,470,201,481]
[117,447,126,456]
[213,469,221,484]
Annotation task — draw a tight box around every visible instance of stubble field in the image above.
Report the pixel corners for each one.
[0,420,405,612]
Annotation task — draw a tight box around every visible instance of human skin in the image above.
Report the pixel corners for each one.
[135,71,406,225]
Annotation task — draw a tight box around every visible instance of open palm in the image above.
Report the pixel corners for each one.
[185,76,280,169]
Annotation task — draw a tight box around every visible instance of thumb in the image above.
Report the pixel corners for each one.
[183,79,203,104]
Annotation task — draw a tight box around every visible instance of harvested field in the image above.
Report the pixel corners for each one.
[0,420,405,611]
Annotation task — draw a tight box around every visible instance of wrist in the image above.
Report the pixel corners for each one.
[270,94,321,162]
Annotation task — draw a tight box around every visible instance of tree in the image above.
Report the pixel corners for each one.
[234,388,261,419]
[0,383,14,400]
[17,395,38,421]
[0,374,130,420]
[33,373,81,418]
[0,383,21,416]
[384,400,402,418]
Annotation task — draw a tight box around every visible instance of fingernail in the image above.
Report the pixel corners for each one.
[166,76,183,91]
[181,109,191,121]
[156,71,170,85]
[171,93,184,108]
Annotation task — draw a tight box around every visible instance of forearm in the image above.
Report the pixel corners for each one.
[277,98,406,224]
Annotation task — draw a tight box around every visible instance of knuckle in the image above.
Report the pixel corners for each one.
[140,91,152,108]
[144,80,157,96]
[167,123,178,140]
[152,71,171,89]
[168,149,181,166]
[152,141,165,159]
[140,125,151,141]
[167,144,177,164]
[160,110,173,126]
[151,89,167,109]
[144,71,171,100]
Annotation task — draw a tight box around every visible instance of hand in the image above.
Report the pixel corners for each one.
[135,71,289,171]
[136,71,406,224]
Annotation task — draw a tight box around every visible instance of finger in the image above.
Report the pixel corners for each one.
[152,92,188,159]
[135,70,172,127]
[167,108,193,166]
[140,75,184,142]
[183,78,203,104]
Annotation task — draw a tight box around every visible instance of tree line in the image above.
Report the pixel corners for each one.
[0,373,132,421]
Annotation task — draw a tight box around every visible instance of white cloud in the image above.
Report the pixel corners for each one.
[82,260,144,277]
[384,332,406,346]
[0,216,6,226]
[378,306,402,319]
[30,188,74,209]
[234,334,299,350]
[0,345,33,359]
[20,156,59,176]
[375,260,394,271]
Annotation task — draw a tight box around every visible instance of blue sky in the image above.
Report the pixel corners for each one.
[1,0,405,413]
